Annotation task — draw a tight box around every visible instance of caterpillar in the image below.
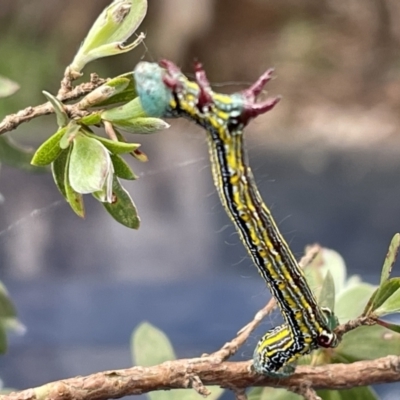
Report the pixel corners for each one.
[133,60,339,376]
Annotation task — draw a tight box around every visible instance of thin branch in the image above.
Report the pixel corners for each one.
[208,245,322,362]
[0,74,106,135]
[2,355,400,400]
[335,315,377,339]
[291,384,321,400]
[233,388,248,400]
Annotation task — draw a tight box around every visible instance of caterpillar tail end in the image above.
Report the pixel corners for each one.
[252,350,296,378]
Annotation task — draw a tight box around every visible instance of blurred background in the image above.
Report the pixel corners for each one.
[0,0,400,398]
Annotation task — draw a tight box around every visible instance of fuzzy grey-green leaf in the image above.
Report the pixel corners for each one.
[69,134,111,194]
[70,0,147,72]
[112,117,170,134]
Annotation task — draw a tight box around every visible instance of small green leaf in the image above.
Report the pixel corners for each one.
[319,270,335,311]
[85,132,140,154]
[78,112,102,126]
[94,72,137,106]
[0,136,41,171]
[60,121,81,149]
[363,278,400,316]
[31,127,67,166]
[335,325,400,362]
[318,386,378,400]
[0,76,19,98]
[100,177,140,228]
[110,154,137,180]
[42,91,69,128]
[77,77,130,109]
[51,149,69,199]
[112,117,170,134]
[376,319,400,333]
[101,97,146,121]
[69,134,112,194]
[380,233,400,285]
[115,129,148,161]
[375,287,400,316]
[64,148,85,218]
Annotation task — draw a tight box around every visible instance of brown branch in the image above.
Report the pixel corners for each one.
[0,74,106,135]
[335,315,377,339]
[2,355,400,400]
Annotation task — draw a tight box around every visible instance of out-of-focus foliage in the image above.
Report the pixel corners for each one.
[131,322,225,400]
[249,234,400,400]
[0,280,25,354]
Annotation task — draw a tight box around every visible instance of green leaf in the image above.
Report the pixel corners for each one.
[336,283,376,323]
[319,270,335,311]
[318,386,378,400]
[51,149,69,199]
[64,148,85,218]
[376,319,400,333]
[70,0,147,72]
[94,73,137,106]
[60,121,81,149]
[77,77,130,109]
[112,117,170,134]
[115,129,148,161]
[334,325,400,362]
[77,112,102,126]
[31,127,67,166]
[0,76,19,98]
[0,136,42,171]
[85,132,140,154]
[375,287,400,316]
[363,278,400,316]
[101,97,146,121]
[42,91,69,128]
[110,154,137,180]
[100,177,140,228]
[380,233,400,285]
[69,134,112,194]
